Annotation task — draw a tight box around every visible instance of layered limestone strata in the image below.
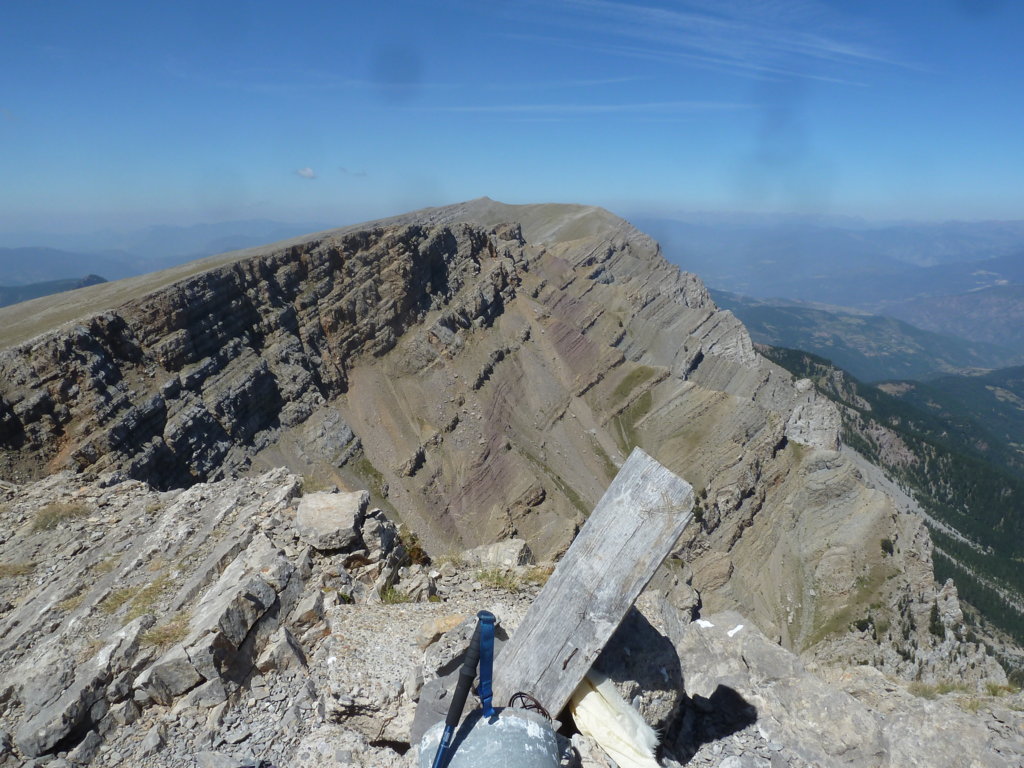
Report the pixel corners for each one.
[0,199,1003,679]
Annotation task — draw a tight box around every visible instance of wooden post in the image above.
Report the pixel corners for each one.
[493,447,694,715]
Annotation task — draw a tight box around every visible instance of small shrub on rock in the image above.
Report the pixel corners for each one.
[380,584,412,604]
[32,501,90,531]
[477,568,520,592]
[400,528,430,566]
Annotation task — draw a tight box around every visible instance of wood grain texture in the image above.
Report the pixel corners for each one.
[493,446,693,715]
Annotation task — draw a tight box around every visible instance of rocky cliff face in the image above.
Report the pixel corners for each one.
[0,200,1003,662]
[0,200,1017,766]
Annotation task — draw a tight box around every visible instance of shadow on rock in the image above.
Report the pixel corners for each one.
[668,684,758,764]
[594,606,686,733]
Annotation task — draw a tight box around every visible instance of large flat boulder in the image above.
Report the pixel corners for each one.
[461,538,534,568]
[15,616,153,757]
[294,491,369,551]
[134,645,204,707]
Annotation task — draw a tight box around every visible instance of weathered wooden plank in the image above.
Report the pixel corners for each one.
[493,446,693,715]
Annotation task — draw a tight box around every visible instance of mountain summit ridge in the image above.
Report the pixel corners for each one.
[0,199,1018,765]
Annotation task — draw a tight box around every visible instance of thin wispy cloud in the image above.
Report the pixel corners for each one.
[164,60,642,97]
[295,167,316,179]
[339,167,368,177]
[508,33,869,87]
[163,60,462,95]
[513,0,916,84]
[420,100,748,115]
[485,75,643,91]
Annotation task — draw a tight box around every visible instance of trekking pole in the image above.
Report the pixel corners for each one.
[430,610,496,768]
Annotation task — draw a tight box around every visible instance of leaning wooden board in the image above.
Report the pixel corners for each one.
[492,446,694,715]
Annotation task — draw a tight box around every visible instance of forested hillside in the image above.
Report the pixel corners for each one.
[761,345,1024,650]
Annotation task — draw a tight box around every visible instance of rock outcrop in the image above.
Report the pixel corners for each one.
[662,610,1022,768]
[0,199,1019,765]
[0,200,921,662]
[0,468,435,765]
[0,422,1020,768]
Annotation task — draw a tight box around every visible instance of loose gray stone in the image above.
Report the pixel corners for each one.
[137,724,165,758]
[135,645,203,706]
[289,589,324,631]
[294,491,368,551]
[225,726,251,744]
[176,678,228,710]
[255,627,307,674]
[66,729,101,765]
[106,699,140,728]
[461,538,534,567]
[14,617,153,757]
[719,757,771,768]
[196,751,239,768]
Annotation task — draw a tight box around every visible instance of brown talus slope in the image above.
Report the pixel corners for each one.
[0,200,1005,674]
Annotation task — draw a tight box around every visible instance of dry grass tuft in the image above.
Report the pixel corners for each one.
[434,552,466,569]
[94,556,119,574]
[380,584,412,604]
[99,572,174,620]
[32,501,90,532]
[99,586,138,615]
[0,561,36,578]
[57,591,86,612]
[986,682,1020,696]
[909,680,970,699]
[476,568,521,592]
[126,574,173,620]
[524,565,554,586]
[140,613,191,649]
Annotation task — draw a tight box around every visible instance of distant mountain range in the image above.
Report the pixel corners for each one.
[0,274,107,308]
[0,219,332,287]
[638,215,1024,311]
[0,248,137,285]
[637,214,1024,361]
[712,289,1022,382]
[634,215,1024,302]
[883,284,1024,354]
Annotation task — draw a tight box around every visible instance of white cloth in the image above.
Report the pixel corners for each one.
[569,669,660,768]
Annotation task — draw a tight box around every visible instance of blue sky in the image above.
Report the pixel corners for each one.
[2,0,1023,232]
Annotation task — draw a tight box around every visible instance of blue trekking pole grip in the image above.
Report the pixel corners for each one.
[476,610,496,720]
[430,610,496,768]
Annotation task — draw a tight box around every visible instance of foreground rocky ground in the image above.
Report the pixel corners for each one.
[1,470,1022,768]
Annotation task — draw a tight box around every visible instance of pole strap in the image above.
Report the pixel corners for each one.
[477,610,497,720]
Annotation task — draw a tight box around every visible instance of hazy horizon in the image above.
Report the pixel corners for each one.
[3,198,1024,248]
[4,1,1024,234]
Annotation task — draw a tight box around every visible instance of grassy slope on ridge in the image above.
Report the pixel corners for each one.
[0,198,617,351]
